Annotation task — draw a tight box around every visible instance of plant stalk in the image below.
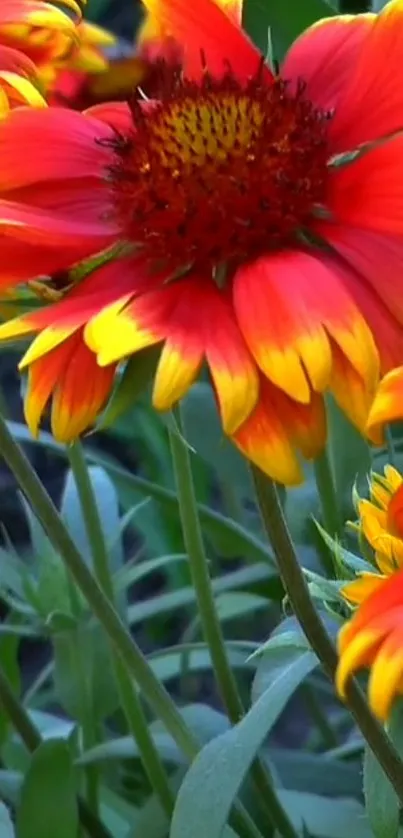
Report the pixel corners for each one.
[68,442,174,816]
[0,417,263,838]
[251,467,403,802]
[169,419,300,838]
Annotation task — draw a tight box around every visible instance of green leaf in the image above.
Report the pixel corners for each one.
[54,623,119,722]
[61,466,123,574]
[79,704,230,767]
[0,803,14,838]
[127,563,273,625]
[181,383,253,499]
[277,791,370,838]
[363,703,403,838]
[170,650,317,838]
[6,424,275,566]
[16,740,78,838]
[327,399,371,509]
[97,351,158,430]
[100,460,275,564]
[243,0,336,56]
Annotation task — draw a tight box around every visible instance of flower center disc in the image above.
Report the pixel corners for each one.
[110,74,330,269]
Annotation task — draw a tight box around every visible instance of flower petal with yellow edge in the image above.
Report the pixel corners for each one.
[341,572,386,605]
[367,367,403,443]
[368,629,403,721]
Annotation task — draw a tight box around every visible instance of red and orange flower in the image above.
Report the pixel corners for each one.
[0,0,82,111]
[2,0,403,480]
[336,466,403,720]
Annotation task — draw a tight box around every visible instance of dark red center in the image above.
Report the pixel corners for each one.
[107,69,331,271]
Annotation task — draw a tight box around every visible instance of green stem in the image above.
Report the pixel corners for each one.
[313,449,343,540]
[68,442,174,817]
[0,666,112,838]
[251,467,403,803]
[0,417,268,838]
[169,419,300,838]
[65,560,100,814]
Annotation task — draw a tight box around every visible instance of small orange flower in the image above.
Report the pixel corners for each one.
[337,567,403,721]
[2,0,403,475]
[336,465,403,720]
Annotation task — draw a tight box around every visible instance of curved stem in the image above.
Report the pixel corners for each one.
[251,467,403,802]
[0,666,112,838]
[68,443,174,817]
[169,419,300,838]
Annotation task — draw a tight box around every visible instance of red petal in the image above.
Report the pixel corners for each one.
[329,135,403,235]
[317,222,403,331]
[84,101,133,133]
[282,14,373,114]
[231,378,303,485]
[25,330,116,441]
[233,250,378,402]
[329,0,403,153]
[0,106,116,189]
[140,0,269,82]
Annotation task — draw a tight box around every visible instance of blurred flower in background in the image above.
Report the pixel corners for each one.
[336,465,403,720]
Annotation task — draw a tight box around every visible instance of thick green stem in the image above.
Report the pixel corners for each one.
[314,449,343,542]
[252,467,403,802]
[0,666,112,838]
[68,443,174,817]
[169,420,300,838]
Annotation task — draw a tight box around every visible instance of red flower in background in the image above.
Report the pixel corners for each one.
[1,0,403,481]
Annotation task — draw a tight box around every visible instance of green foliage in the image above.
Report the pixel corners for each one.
[0,1,397,837]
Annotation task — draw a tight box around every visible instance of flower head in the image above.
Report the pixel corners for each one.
[336,465,403,720]
[2,0,403,479]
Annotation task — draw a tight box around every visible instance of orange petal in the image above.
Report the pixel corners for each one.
[368,629,403,720]
[231,379,303,485]
[50,336,116,441]
[336,627,383,698]
[329,0,403,153]
[367,366,403,442]
[329,340,377,434]
[233,250,378,405]
[341,572,386,606]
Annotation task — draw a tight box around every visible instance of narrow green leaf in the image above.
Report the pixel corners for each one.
[363,703,403,838]
[327,399,371,507]
[277,791,370,838]
[97,351,158,430]
[181,384,253,499]
[170,650,317,838]
[16,739,78,838]
[61,466,123,573]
